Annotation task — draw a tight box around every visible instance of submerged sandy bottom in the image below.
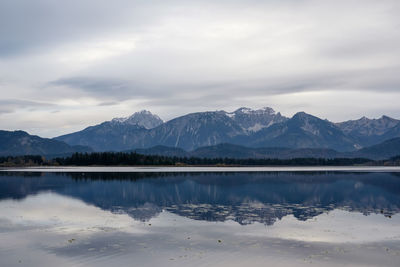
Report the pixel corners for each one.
[1,193,399,267]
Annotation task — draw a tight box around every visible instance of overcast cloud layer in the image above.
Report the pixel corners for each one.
[0,0,399,137]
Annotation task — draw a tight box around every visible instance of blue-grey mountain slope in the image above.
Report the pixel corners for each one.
[336,116,400,148]
[133,143,341,159]
[246,112,356,151]
[350,137,400,160]
[0,130,91,156]
[133,143,342,159]
[190,143,341,159]
[141,111,245,151]
[55,110,160,151]
[133,137,400,160]
[381,123,400,143]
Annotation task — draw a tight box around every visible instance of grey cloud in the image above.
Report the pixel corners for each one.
[147,65,400,101]
[49,77,131,94]
[97,101,119,106]
[47,76,171,100]
[0,0,221,57]
[0,107,14,115]
[142,93,235,108]
[0,0,149,57]
[232,66,400,96]
[0,42,27,58]
[51,65,400,108]
[44,61,400,111]
[0,99,54,114]
[322,39,400,60]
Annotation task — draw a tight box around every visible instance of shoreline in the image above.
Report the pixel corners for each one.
[2,166,400,172]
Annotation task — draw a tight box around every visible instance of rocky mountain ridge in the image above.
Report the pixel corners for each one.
[111,110,163,129]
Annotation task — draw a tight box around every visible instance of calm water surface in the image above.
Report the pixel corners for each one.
[1,169,400,266]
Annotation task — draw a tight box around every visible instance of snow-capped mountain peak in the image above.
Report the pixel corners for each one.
[234,107,253,114]
[225,107,288,133]
[112,110,163,129]
[231,107,276,116]
[260,107,276,115]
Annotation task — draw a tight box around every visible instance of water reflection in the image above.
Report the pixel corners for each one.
[0,171,400,266]
[0,171,399,225]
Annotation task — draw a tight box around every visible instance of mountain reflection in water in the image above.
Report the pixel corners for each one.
[1,171,399,225]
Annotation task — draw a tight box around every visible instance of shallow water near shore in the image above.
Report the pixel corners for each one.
[1,170,400,266]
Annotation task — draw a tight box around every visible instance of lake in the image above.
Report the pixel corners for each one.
[1,167,400,266]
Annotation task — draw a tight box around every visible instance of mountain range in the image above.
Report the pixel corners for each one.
[55,107,400,152]
[1,107,399,159]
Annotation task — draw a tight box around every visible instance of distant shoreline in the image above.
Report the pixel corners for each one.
[2,166,400,173]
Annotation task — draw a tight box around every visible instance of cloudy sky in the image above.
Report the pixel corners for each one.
[1,0,400,137]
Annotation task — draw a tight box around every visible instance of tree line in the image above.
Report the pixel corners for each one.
[4,152,399,167]
[0,155,46,166]
[52,152,372,166]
